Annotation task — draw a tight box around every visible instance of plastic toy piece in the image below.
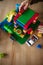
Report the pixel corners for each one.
[33,20,36,24]
[23,28,33,34]
[0,53,7,58]
[10,35,15,40]
[24,13,39,29]
[18,12,22,15]
[37,33,42,38]
[23,29,27,34]
[7,15,13,22]
[16,4,20,13]
[36,44,42,48]
[0,18,12,31]
[14,24,18,28]
[14,13,21,21]
[7,11,17,22]
[7,10,17,17]
[16,29,22,34]
[0,53,4,58]
[4,24,13,34]
[29,20,40,30]
[27,28,33,34]
[14,21,17,24]
[20,33,25,38]
[16,20,24,28]
[19,8,24,14]
[33,16,39,24]
[30,30,33,35]
[12,33,30,44]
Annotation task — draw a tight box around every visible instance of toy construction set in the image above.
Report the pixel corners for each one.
[0,4,42,47]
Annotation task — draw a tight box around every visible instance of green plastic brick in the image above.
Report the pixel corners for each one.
[12,33,30,44]
[17,8,35,25]
[0,53,5,58]
[4,25,13,34]
[29,20,40,30]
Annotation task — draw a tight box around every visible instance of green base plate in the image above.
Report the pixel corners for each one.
[4,23,30,44]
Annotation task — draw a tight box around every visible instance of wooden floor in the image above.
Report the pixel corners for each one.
[0,0,43,65]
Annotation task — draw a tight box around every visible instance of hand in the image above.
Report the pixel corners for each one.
[19,0,30,11]
[37,25,43,33]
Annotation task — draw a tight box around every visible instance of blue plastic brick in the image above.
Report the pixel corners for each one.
[16,4,20,13]
[36,44,42,48]
[16,20,24,28]
[0,18,12,30]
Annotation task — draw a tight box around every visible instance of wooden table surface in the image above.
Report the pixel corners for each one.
[0,0,43,65]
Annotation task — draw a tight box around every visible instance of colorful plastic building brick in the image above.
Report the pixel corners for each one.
[36,44,42,48]
[0,53,8,58]
[16,4,20,13]
[37,33,42,38]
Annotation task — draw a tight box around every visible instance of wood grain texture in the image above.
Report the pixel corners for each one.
[0,0,43,65]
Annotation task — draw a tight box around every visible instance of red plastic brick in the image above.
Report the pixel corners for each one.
[27,28,33,34]
[24,13,39,29]
[19,9,24,14]
[14,13,20,21]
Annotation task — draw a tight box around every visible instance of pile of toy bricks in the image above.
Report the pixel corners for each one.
[0,4,40,44]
